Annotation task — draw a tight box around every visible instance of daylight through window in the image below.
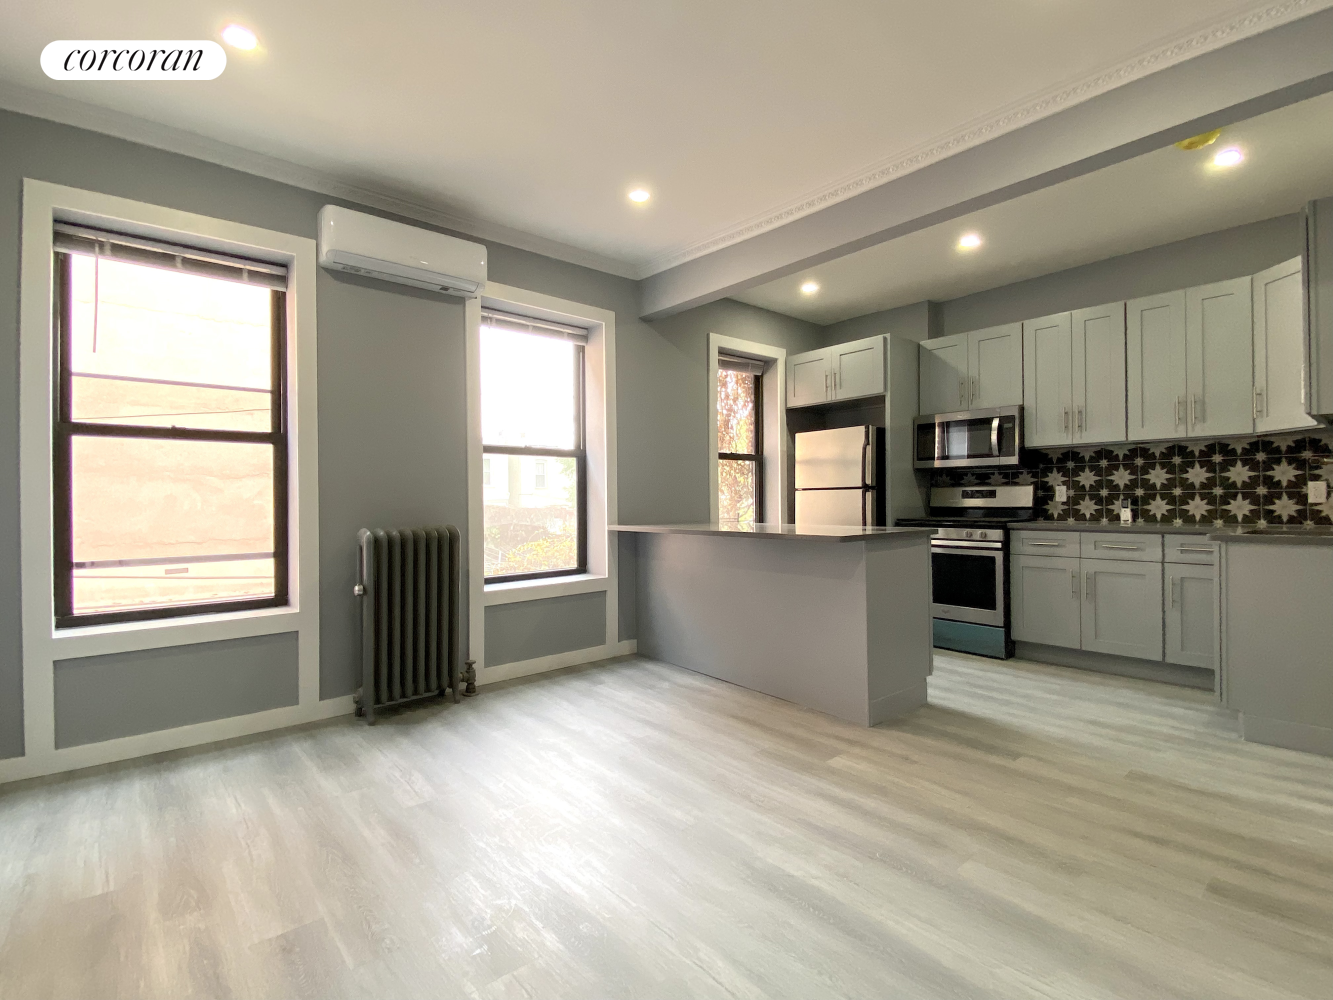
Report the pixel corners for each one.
[52,225,289,626]
[481,310,587,581]
[717,354,764,523]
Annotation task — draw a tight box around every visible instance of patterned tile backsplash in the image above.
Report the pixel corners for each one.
[930,431,1333,527]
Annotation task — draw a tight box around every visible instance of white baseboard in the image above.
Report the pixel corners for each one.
[0,695,356,786]
[479,640,638,685]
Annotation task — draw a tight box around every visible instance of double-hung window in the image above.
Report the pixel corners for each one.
[717,353,764,523]
[52,224,289,627]
[480,309,587,582]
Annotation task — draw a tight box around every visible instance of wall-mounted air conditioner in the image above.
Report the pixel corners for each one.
[317,205,487,297]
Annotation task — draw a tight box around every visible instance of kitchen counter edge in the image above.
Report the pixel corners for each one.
[609,524,937,543]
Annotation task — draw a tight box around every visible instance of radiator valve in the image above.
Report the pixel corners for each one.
[462,659,478,697]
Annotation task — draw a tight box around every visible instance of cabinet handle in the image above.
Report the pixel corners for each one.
[972,375,979,405]
[1175,397,1185,427]
[1063,407,1070,432]
[1253,387,1264,419]
[1077,406,1085,432]
[1026,540,1063,547]
[1177,545,1215,553]
[1085,571,1094,601]
[959,378,966,407]
[1171,578,1180,608]
[1100,543,1141,550]
[1071,569,1079,596]
[825,372,830,395]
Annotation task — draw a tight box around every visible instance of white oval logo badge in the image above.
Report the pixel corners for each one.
[41,41,226,80]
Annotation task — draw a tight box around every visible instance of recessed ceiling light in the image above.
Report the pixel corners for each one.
[1213,146,1244,168]
[800,280,820,295]
[221,24,259,50]
[957,233,982,250]
[628,188,651,203]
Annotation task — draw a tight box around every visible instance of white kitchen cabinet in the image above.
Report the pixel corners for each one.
[1165,562,1216,670]
[830,336,885,401]
[1011,554,1082,648]
[918,325,1021,414]
[1022,312,1073,447]
[1072,303,1127,444]
[1081,558,1163,661]
[1186,277,1254,437]
[1253,257,1318,433]
[918,333,969,413]
[1127,290,1187,441]
[968,323,1023,409]
[787,348,832,407]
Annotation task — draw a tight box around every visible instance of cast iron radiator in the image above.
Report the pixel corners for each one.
[354,526,462,723]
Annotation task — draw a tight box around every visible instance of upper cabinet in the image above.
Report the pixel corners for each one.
[1127,280,1255,441]
[1023,305,1127,448]
[786,336,885,408]
[1252,257,1317,434]
[918,324,1021,414]
[1309,198,1333,417]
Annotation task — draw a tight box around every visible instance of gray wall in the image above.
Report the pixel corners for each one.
[821,300,941,345]
[54,633,299,748]
[485,592,607,667]
[0,108,814,753]
[938,214,1305,336]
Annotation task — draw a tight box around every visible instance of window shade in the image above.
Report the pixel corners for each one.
[718,353,767,376]
[481,308,589,343]
[53,223,288,289]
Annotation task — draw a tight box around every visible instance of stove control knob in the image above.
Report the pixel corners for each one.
[965,530,974,539]
[978,531,989,540]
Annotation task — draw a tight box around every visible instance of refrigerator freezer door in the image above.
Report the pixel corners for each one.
[795,488,869,526]
[794,426,869,489]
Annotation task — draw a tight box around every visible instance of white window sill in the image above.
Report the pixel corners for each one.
[484,573,609,606]
[47,603,304,659]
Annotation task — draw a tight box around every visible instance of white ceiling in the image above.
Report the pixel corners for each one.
[1,1,1325,278]
[733,90,1333,325]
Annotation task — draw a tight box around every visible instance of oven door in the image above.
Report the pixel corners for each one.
[930,540,1005,627]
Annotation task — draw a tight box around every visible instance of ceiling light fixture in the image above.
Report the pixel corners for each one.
[1175,129,1222,151]
[628,188,651,203]
[221,24,259,50]
[1213,147,1244,168]
[957,233,982,250]
[800,280,820,295]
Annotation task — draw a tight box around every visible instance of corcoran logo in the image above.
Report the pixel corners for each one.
[41,40,226,80]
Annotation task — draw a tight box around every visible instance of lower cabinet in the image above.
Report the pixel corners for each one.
[1081,558,1163,660]
[1164,563,1215,669]
[1011,554,1081,646]
[1011,532,1217,671]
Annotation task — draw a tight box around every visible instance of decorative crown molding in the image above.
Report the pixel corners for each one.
[634,0,1333,278]
[0,79,640,280]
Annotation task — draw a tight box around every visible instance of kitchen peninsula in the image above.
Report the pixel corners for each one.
[612,523,934,726]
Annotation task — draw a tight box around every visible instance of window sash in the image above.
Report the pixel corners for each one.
[54,222,288,289]
[51,249,289,627]
[717,364,764,521]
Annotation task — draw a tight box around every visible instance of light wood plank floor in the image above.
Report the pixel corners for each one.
[1,652,1330,999]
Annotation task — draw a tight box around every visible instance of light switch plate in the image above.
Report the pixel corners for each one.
[1055,484,1068,502]
[1309,479,1329,504]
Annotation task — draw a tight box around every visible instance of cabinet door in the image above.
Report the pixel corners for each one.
[1022,312,1073,447]
[1253,258,1318,433]
[1308,197,1333,417]
[1081,558,1163,661]
[918,334,969,414]
[968,323,1023,408]
[1187,277,1253,437]
[1011,555,1081,648]
[1127,291,1187,441]
[831,336,885,401]
[1165,563,1216,670]
[1072,302,1127,444]
[787,349,831,408]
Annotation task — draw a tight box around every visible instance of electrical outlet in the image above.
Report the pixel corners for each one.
[1055,484,1068,503]
[1309,479,1329,505]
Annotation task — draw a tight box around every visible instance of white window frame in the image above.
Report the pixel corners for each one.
[708,334,788,525]
[6,180,335,784]
[467,283,619,681]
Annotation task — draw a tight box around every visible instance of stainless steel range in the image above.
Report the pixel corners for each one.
[895,484,1035,659]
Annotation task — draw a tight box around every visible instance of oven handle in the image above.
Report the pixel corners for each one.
[930,540,1004,551]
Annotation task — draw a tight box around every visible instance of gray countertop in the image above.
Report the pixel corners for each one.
[1009,520,1333,545]
[609,523,936,543]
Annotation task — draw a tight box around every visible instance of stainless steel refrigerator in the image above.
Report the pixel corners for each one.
[794,426,884,526]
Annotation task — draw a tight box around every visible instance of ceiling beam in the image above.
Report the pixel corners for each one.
[639,6,1333,320]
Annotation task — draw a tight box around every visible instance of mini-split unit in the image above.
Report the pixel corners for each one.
[317,204,487,297]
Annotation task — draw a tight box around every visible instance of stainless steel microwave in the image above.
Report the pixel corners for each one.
[913,406,1022,469]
